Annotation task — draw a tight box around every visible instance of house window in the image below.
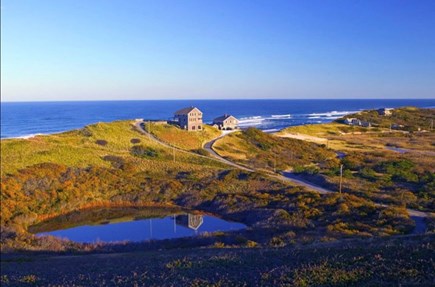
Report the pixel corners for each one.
[198,125,201,130]
[192,126,196,130]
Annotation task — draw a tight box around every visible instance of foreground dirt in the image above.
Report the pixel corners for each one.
[1,234,434,286]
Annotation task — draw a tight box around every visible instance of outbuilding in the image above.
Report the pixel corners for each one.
[213,114,239,130]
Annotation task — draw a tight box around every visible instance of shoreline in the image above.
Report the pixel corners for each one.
[2,103,433,140]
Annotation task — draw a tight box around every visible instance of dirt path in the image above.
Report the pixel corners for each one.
[203,136,253,172]
[205,131,429,234]
[134,120,428,234]
[133,120,219,162]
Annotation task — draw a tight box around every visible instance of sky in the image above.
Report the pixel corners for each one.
[2,0,435,102]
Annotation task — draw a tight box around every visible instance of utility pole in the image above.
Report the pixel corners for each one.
[339,164,343,194]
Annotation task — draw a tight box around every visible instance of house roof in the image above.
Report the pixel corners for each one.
[213,114,237,122]
[174,106,201,115]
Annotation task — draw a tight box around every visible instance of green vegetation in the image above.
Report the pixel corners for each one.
[272,108,435,211]
[341,106,435,131]
[1,160,415,252]
[0,119,420,253]
[279,122,372,137]
[0,121,223,176]
[213,128,339,172]
[324,150,435,211]
[1,114,433,285]
[146,122,221,151]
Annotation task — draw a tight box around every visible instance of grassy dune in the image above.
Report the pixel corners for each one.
[1,121,224,176]
[278,122,374,137]
[146,122,221,151]
[1,117,432,285]
[213,109,435,211]
[213,128,338,172]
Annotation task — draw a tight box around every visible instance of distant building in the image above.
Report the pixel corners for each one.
[378,108,393,116]
[344,118,371,127]
[212,114,239,130]
[392,124,404,130]
[360,121,371,127]
[344,118,354,125]
[173,107,203,131]
[176,214,204,231]
[345,118,361,126]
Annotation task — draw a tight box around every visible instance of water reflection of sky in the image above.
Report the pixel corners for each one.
[37,215,246,243]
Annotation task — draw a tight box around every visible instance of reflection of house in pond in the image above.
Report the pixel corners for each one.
[175,214,204,231]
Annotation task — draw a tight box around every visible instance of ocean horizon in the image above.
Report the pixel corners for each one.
[1,99,434,139]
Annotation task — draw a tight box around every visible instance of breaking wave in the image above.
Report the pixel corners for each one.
[270,114,292,119]
[14,133,47,139]
[307,110,359,118]
[238,116,266,126]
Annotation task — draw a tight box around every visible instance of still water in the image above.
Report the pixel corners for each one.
[34,212,246,243]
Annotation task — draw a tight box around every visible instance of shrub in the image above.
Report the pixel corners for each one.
[102,155,125,169]
[130,138,141,144]
[246,240,258,248]
[130,145,159,158]
[95,139,108,146]
[81,128,93,137]
[376,160,418,183]
[359,167,377,181]
[293,165,320,175]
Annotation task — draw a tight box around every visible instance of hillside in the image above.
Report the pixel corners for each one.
[0,120,421,253]
[273,108,435,211]
[340,106,435,131]
[145,122,221,152]
[1,117,434,286]
[213,128,339,172]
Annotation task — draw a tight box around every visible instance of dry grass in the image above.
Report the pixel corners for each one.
[1,120,224,176]
[147,122,221,151]
[212,132,251,160]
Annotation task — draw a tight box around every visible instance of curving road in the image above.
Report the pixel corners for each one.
[134,120,428,234]
[203,135,253,172]
[203,128,429,234]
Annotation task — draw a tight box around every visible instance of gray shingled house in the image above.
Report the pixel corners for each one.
[174,106,203,131]
[213,114,239,130]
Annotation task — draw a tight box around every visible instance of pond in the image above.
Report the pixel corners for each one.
[30,207,246,243]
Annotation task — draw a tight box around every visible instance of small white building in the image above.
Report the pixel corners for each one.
[212,114,239,130]
[378,108,393,116]
[344,118,371,127]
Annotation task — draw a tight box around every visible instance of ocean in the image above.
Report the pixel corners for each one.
[1,99,434,139]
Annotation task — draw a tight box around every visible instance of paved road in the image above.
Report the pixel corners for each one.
[203,136,253,172]
[134,120,428,234]
[203,130,429,234]
[133,120,217,162]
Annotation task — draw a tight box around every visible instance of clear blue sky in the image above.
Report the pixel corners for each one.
[2,0,435,101]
